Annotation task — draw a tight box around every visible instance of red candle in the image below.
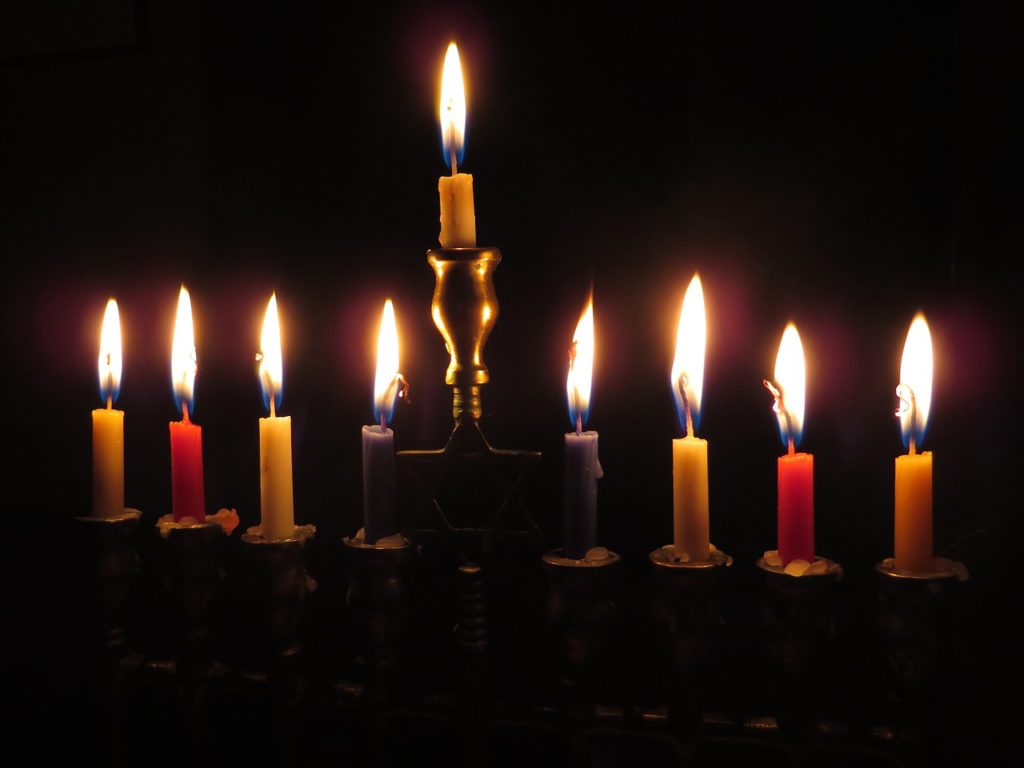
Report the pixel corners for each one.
[765,323,814,565]
[170,286,205,522]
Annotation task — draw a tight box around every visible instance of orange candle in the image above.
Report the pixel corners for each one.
[765,324,814,565]
[92,299,124,519]
[169,286,205,523]
[893,314,934,572]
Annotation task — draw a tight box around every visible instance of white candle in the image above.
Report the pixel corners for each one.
[363,300,402,543]
[257,294,295,541]
[92,299,124,518]
[438,42,476,248]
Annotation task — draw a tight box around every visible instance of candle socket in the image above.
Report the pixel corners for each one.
[542,548,621,691]
[157,521,226,670]
[239,530,316,677]
[427,247,501,425]
[649,545,732,713]
[873,558,968,731]
[343,535,414,705]
[754,556,843,721]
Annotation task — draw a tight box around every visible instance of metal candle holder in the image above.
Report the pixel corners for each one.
[542,548,621,691]
[648,545,732,713]
[343,534,414,705]
[754,555,843,721]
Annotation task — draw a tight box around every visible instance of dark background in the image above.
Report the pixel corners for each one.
[2,0,1019,759]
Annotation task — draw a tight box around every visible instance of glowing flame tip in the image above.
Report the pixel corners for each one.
[671,274,706,433]
[171,286,197,415]
[98,298,122,405]
[566,297,595,430]
[898,313,932,450]
[259,292,284,412]
[770,323,806,448]
[373,299,401,426]
[439,41,467,168]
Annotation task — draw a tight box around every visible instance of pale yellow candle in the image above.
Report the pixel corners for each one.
[257,293,294,541]
[670,275,710,561]
[673,436,709,560]
[893,314,935,572]
[92,299,124,518]
[438,42,476,248]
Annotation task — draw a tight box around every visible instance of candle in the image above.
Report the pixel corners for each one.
[564,297,603,559]
[438,42,476,248]
[92,299,124,518]
[670,275,710,561]
[764,323,814,565]
[894,313,934,572]
[169,286,205,523]
[257,293,295,541]
[362,299,403,543]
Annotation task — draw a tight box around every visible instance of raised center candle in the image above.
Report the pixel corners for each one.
[670,275,710,561]
[169,286,205,523]
[257,293,295,541]
[564,297,603,559]
[362,299,403,543]
[92,298,124,519]
[765,323,814,565]
[894,313,934,572]
[437,42,476,248]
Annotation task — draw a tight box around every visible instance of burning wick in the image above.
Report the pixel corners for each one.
[764,379,795,455]
[896,383,918,455]
[677,373,694,438]
[379,374,410,431]
[103,352,114,410]
[568,340,583,436]
[255,352,277,418]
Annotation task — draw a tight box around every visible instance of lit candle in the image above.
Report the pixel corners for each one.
[169,286,205,523]
[764,324,814,565]
[257,293,295,541]
[362,299,403,543]
[92,299,124,519]
[564,297,603,559]
[438,42,476,248]
[670,275,710,561]
[894,314,934,572]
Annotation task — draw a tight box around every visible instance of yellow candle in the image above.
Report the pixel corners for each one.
[893,314,934,572]
[670,275,710,560]
[92,299,124,518]
[257,294,294,541]
[895,452,932,571]
[438,42,476,248]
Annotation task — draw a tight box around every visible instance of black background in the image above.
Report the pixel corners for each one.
[2,0,1019,758]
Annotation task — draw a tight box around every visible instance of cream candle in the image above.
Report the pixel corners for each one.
[670,275,710,561]
[362,299,403,543]
[894,314,934,572]
[438,42,476,248]
[257,293,295,541]
[764,323,814,565]
[92,299,124,519]
[564,297,603,559]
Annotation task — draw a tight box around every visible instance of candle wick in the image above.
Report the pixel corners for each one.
[679,373,694,438]
[896,382,918,454]
[575,411,582,438]
[269,395,276,419]
[450,143,458,176]
[182,401,190,424]
[788,436,795,456]
[106,394,113,411]
[764,378,795,450]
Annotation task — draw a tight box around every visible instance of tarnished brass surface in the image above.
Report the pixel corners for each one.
[427,247,501,423]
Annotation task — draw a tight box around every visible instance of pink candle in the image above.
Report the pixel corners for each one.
[765,323,814,565]
[170,286,205,522]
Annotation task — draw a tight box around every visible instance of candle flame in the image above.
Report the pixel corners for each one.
[439,41,467,169]
[566,297,595,431]
[897,313,932,451]
[171,286,197,415]
[374,299,401,426]
[259,293,284,413]
[98,298,122,405]
[671,274,706,435]
[769,323,806,449]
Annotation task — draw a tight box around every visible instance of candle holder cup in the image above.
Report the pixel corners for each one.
[240,527,317,679]
[343,534,415,705]
[648,545,732,712]
[542,548,621,692]
[754,555,843,721]
[872,557,968,735]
